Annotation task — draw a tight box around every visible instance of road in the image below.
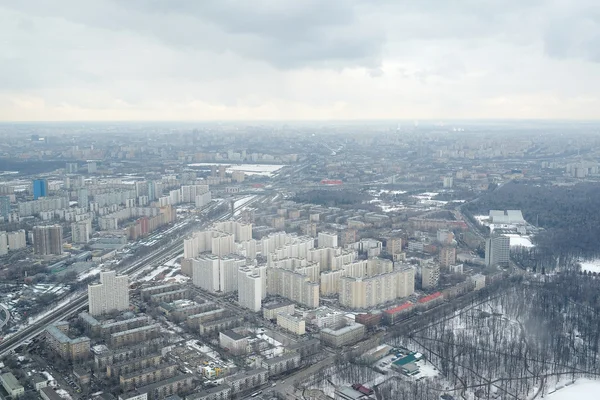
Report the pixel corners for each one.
[0,194,266,358]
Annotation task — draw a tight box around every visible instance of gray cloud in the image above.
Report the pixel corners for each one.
[1,0,600,120]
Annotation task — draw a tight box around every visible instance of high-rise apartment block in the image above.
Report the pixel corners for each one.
[71,220,92,244]
[88,271,130,316]
[7,230,26,250]
[238,267,263,312]
[485,235,510,267]
[33,225,63,255]
[32,179,48,199]
[317,232,338,248]
[0,196,10,219]
[339,266,415,309]
[191,255,246,294]
[0,232,7,256]
[439,246,456,267]
[421,264,440,289]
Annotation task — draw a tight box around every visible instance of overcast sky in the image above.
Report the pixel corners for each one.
[1,0,599,121]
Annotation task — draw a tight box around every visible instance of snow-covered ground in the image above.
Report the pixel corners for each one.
[505,234,535,248]
[579,259,600,274]
[78,267,101,281]
[187,163,285,176]
[138,265,170,282]
[545,379,600,400]
[233,195,256,216]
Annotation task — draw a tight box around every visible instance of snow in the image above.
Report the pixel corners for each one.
[137,265,170,282]
[579,259,600,274]
[545,379,600,400]
[55,388,72,399]
[504,234,535,248]
[78,267,101,281]
[187,163,285,177]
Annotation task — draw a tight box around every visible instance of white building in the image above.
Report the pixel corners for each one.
[192,255,246,293]
[0,232,7,256]
[276,313,306,335]
[318,232,338,249]
[7,230,26,250]
[238,267,263,312]
[421,264,440,289]
[88,271,129,316]
[71,220,92,244]
[485,235,510,267]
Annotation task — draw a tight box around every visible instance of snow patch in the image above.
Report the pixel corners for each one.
[546,379,600,400]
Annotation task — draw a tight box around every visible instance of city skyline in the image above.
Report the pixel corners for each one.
[2,0,600,121]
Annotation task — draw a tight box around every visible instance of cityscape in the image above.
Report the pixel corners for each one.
[2,1,600,400]
[0,121,599,400]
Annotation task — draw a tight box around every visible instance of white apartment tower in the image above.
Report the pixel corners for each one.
[318,232,338,249]
[71,220,92,244]
[238,267,263,312]
[88,271,129,316]
[0,232,7,256]
[7,230,26,250]
[485,235,510,267]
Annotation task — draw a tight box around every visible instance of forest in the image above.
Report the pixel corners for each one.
[463,181,600,269]
[382,274,600,399]
[293,189,372,208]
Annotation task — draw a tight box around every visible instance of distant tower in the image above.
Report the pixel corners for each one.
[32,179,48,199]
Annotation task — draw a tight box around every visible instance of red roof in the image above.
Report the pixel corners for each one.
[418,292,443,303]
[320,179,343,185]
[384,302,413,314]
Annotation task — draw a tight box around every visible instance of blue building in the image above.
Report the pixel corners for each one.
[32,179,48,199]
[0,196,9,218]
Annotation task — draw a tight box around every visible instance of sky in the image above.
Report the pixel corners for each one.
[1,0,599,121]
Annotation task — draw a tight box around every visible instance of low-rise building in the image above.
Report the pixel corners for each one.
[135,374,196,400]
[0,372,24,398]
[276,313,306,335]
[186,385,232,400]
[262,352,301,376]
[110,324,161,348]
[120,362,178,391]
[45,323,90,361]
[219,330,248,355]
[224,369,268,395]
[262,301,295,320]
[320,323,366,348]
[31,374,48,391]
[40,387,63,400]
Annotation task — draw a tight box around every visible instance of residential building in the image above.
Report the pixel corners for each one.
[237,267,263,312]
[88,270,130,316]
[7,229,26,250]
[0,372,24,398]
[72,220,92,243]
[33,225,63,255]
[186,385,232,400]
[276,313,306,335]
[136,374,196,400]
[0,232,7,255]
[120,362,178,391]
[318,232,338,248]
[485,235,510,267]
[219,330,248,355]
[110,324,161,348]
[339,266,415,309]
[224,369,268,395]
[192,255,245,294]
[439,246,456,267]
[263,302,295,320]
[421,264,440,289]
[45,322,90,360]
[33,179,48,199]
[262,352,301,376]
[320,323,366,348]
[41,387,63,400]
[0,196,10,219]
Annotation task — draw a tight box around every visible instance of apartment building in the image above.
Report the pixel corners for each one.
[45,322,90,361]
[219,330,248,355]
[237,267,263,312]
[224,369,268,395]
[109,324,161,348]
[262,302,295,320]
[33,225,63,255]
[276,313,306,335]
[120,362,178,391]
[88,270,129,316]
[262,352,301,376]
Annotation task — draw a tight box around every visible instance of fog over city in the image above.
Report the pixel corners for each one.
[2,0,600,121]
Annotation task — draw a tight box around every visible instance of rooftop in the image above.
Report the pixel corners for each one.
[384,302,414,314]
[40,387,63,400]
[321,323,364,336]
[111,324,160,338]
[220,330,246,341]
[186,385,231,399]
[418,292,443,303]
[0,372,23,391]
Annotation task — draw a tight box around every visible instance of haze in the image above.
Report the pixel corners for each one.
[1,0,599,121]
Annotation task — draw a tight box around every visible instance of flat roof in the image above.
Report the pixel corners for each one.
[136,374,195,394]
[418,292,443,303]
[186,385,231,399]
[111,324,160,338]
[321,323,364,336]
[263,301,294,310]
[384,302,413,314]
[40,387,63,400]
[220,330,245,341]
[1,372,23,391]
[263,352,299,365]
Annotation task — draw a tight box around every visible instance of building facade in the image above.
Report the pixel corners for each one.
[88,270,130,316]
